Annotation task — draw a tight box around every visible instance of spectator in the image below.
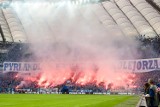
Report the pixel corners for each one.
[156,79,160,103]
[144,82,150,95]
[144,82,150,106]
[148,78,159,107]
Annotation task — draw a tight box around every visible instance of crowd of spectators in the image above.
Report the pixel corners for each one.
[0,72,38,93]
[0,35,160,94]
[137,35,160,58]
[0,70,160,94]
[135,71,160,88]
[0,72,19,93]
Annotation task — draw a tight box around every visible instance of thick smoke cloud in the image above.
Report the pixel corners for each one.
[11,1,140,88]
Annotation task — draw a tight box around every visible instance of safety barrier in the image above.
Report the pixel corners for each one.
[136,96,147,107]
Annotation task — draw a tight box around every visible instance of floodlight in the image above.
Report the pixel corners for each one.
[0,0,11,8]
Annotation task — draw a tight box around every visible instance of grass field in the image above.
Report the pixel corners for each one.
[0,94,139,107]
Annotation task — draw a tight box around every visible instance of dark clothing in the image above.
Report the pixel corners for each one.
[145,88,150,95]
[157,84,160,103]
[157,84,160,88]
[144,85,150,106]
[145,88,150,107]
[61,85,69,94]
[149,85,159,107]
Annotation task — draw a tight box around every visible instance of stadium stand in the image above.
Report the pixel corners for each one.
[1,0,160,97]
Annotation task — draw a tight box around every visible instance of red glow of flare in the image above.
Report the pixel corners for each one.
[16,86,19,89]
[16,64,137,89]
[15,75,18,78]
[31,71,135,89]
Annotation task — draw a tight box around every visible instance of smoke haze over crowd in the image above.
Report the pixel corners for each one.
[11,1,140,88]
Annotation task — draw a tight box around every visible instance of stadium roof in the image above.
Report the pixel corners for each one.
[0,0,160,43]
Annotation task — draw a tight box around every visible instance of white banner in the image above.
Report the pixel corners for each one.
[3,58,160,72]
[3,62,41,72]
[117,58,160,72]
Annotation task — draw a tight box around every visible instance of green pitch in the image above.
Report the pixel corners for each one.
[0,94,139,107]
